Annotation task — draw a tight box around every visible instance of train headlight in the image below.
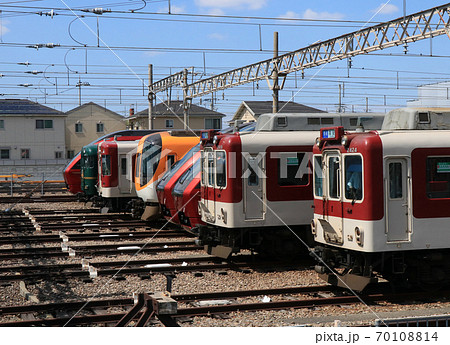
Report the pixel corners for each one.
[311,219,317,236]
[213,135,218,146]
[315,137,321,147]
[355,227,364,246]
[341,135,349,147]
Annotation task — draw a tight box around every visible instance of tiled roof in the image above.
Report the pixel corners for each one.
[0,99,65,115]
[242,101,325,116]
[135,101,225,117]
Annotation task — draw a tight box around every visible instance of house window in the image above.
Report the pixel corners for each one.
[96,123,104,133]
[55,151,63,159]
[165,119,174,128]
[0,149,10,159]
[67,150,75,159]
[75,123,83,133]
[205,118,221,130]
[0,119,4,129]
[21,149,30,159]
[36,119,53,129]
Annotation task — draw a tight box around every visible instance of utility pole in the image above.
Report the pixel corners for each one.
[272,31,279,113]
[182,68,189,130]
[148,64,153,130]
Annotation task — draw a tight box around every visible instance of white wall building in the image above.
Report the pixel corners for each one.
[0,99,67,178]
[407,82,450,107]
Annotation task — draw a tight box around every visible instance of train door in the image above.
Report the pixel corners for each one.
[322,151,344,244]
[201,148,215,222]
[385,158,410,242]
[243,153,265,220]
[119,155,130,193]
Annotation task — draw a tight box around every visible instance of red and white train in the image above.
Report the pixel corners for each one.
[311,108,450,291]
[97,138,141,211]
[197,112,385,258]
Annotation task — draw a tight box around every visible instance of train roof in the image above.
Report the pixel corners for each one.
[382,107,450,130]
[255,112,385,131]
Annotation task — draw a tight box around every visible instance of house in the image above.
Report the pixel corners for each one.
[230,101,325,124]
[0,99,67,177]
[65,102,127,158]
[127,101,225,130]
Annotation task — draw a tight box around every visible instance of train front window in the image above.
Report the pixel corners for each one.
[345,155,363,201]
[140,144,161,187]
[207,151,215,186]
[101,156,111,176]
[328,156,340,199]
[426,156,450,199]
[216,151,226,188]
[314,156,323,197]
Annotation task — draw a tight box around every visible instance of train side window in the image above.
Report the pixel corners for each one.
[314,156,323,197]
[426,157,450,199]
[345,155,363,201]
[216,151,226,188]
[328,156,340,199]
[121,158,127,175]
[389,162,403,199]
[277,152,308,186]
[247,156,259,186]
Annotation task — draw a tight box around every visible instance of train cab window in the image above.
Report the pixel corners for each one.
[344,155,363,201]
[426,157,450,199]
[140,144,162,186]
[314,156,323,197]
[88,156,96,169]
[216,151,226,188]
[277,152,308,186]
[389,162,403,199]
[121,158,127,175]
[207,151,215,187]
[101,156,111,176]
[328,156,340,199]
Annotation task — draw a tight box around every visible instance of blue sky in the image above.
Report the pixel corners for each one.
[1,0,450,122]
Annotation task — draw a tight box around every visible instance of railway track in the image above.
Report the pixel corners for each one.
[1,285,446,326]
[0,240,202,260]
[0,195,78,204]
[0,255,307,282]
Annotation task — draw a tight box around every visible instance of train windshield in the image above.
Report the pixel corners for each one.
[344,155,363,201]
[101,155,111,176]
[156,144,200,192]
[173,158,201,196]
[139,134,162,187]
[313,156,323,197]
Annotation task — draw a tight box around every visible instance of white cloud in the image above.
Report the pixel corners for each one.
[205,8,226,16]
[208,33,227,40]
[158,5,185,14]
[302,9,345,21]
[0,20,10,35]
[144,51,165,57]
[278,11,300,20]
[195,0,267,10]
[372,3,399,15]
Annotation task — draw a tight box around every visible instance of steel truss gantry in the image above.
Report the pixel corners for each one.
[150,3,450,100]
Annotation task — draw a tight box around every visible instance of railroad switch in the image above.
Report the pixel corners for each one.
[116,292,178,327]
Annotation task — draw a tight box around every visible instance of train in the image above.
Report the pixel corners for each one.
[311,107,450,291]
[97,138,142,211]
[133,131,199,220]
[156,143,201,224]
[196,112,385,258]
[63,129,157,194]
[156,122,256,228]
